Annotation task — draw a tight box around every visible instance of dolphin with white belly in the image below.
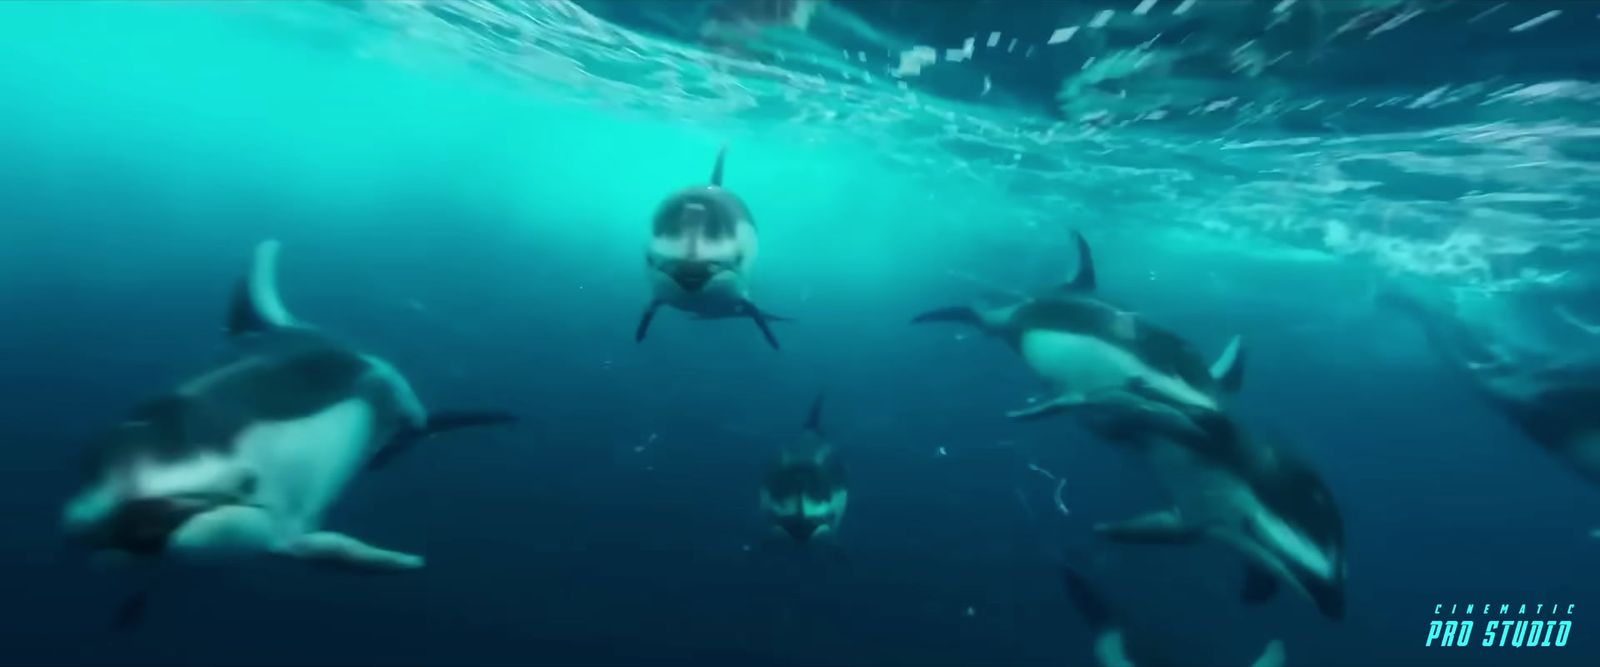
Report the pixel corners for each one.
[1084,415,1348,621]
[760,395,847,543]
[636,146,789,349]
[1381,288,1600,490]
[1061,563,1286,667]
[911,231,1245,431]
[61,240,517,624]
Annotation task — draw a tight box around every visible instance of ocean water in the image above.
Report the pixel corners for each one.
[2,1,1598,665]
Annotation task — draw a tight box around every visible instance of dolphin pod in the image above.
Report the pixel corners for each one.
[70,143,1596,664]
[912,232,1347,621]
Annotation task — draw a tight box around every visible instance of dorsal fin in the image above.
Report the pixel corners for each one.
[710,144,728,186]
[1211,335,1246,394]
[1059,231,1096,292]
[226,240,297,336]
[803,393,824,435]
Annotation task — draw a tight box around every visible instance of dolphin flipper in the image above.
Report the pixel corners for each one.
[367,410,519,471]
[744,300,782,349]
[286,532,424,573]
[635,300,663,342]
[227,239,298,336]
[1094,509,1203,544]
[1008,385,1210,439]
[1006,393,1091,421]
[1241,563,1280,604]
[1210,335,1246,393]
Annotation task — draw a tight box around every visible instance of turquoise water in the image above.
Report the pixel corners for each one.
[2,1,1598,665]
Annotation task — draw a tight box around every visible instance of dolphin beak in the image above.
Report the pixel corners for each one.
[671,264,714,292]
[779,516,820,543]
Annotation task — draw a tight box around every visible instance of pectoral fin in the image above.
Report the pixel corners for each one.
[1093,509,1203,544]
[1006,393,1091,421]
[1007,384,1203,435]
[284,532,424,573]
[743,300,782,349]
[367,409,519,471]
[635,300,663,343]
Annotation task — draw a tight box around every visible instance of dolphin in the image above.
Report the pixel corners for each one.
[1082,412,1348,621]
[636,146,789,349]
[911,231,1245,432]
[1381,287,1600,488]
[61,240,517,625]
[760,395,847,543]
[1061,563,1286,667]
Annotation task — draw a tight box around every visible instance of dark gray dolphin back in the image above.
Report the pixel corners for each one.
[912,230,1225,396]
[651,188,753,239]
[83,344,384,479]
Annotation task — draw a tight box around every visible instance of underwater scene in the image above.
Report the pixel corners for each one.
[2,1,1599,665]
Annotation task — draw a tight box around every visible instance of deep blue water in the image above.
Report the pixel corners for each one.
[3,2,1599,665]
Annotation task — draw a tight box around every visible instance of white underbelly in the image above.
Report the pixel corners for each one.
[1145,439,1334,583]
[1020,331,1214,409]
[234,398,377,533]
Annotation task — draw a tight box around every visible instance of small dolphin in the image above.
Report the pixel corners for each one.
[1381,288,1600,487]
[62,240,517,625]
[1086,416,1348,621]
[911,231,1244,431]
[636,146,789,349]
[760,395,847,543]
[1061,563,1286,667]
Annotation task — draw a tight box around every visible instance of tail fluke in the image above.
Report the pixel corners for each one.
[1249,639,1286,667]
[367,410,519,471]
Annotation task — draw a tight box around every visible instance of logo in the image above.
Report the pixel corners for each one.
[1427,603,1574,648]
